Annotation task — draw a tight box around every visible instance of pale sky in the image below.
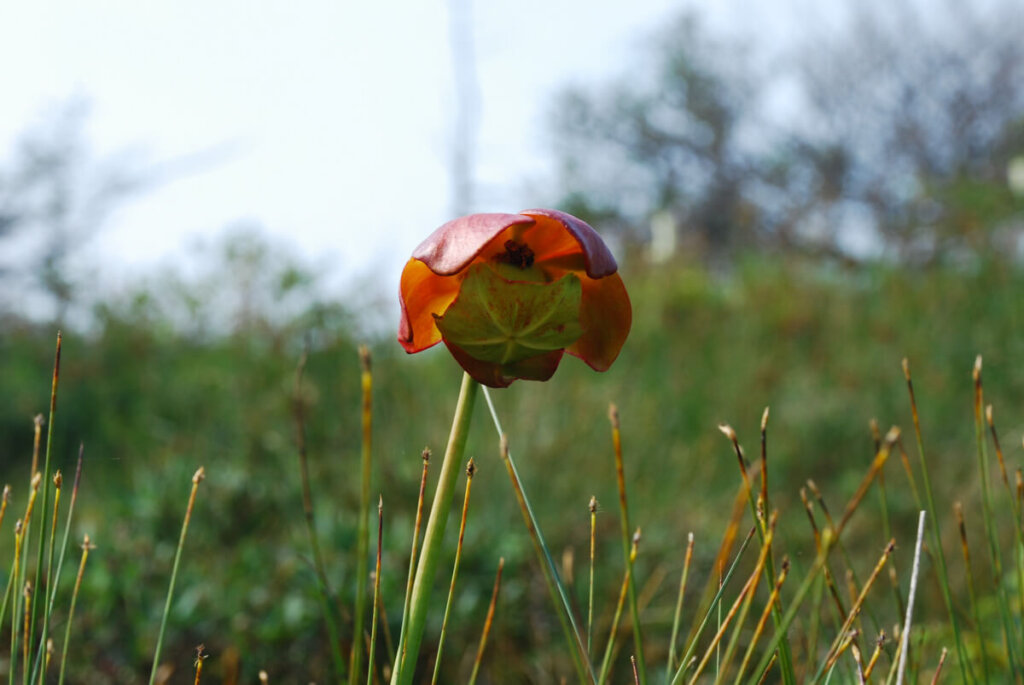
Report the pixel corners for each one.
[0,1,791,303]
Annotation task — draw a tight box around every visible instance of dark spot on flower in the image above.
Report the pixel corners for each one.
[498,240,535,269]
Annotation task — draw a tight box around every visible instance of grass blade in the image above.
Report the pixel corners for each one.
[366,496,383,685]
[397,448,431,670]
[293,351,346,682]
[902,358,972,684]
[431,459,476,684]
[57,536,92,685]
[609,405,648,685]
[665,532,694,683]
[588,496,599,661]
[351,346,374,685]
[148,467,205,685]
[467,558,505,685]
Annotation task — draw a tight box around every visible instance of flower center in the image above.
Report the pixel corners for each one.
[498,240,535,269]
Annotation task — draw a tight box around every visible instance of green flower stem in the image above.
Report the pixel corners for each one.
[392,372,479,685]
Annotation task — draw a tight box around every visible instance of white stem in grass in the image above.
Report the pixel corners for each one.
[897,511,927,685]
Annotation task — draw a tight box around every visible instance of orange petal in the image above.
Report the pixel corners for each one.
[520,209,618,278]
[566,272,631,371]
[398,258,461,353]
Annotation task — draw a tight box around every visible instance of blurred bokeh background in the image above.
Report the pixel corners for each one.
[1,0,1023,682]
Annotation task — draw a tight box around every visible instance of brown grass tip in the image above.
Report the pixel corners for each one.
[421,447,432,463]
[608,403,620,427]
[466,458,476,477]
[30,472,42,490]
[901,357,910,379]
[761,406,770,430]
[588,496,598,514]
[53,471,62,488]
[883,426,901,444]
[2,485,9,502]
[884,538,896,554]
[717,423,737,441]
[192,467,206,484]
[378,494,383,512]
[632,527,642,545]
[359,344,372,373]
[82,534,95,550]
[15,519,23,535]
[500,433,510,458]
[985,404,994,424]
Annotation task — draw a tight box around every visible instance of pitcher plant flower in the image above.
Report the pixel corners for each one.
[398,208,631,387]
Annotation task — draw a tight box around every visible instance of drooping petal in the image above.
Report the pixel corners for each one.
[520,209,618,279]
[445,341,564,388]
[566,272,632,371]
[398,258,462,353]
[412,213,536,276]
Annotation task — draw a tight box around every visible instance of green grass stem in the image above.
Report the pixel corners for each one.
[467,558,504,685]
[148,467,205,685]
[27,333,61,685]
[31,445,83,684]
[599,539,635,685]
[719,424,796,685]
[397,448,430,671]
[498,432,595,684]
[430,459,475,685]
[351,346,374,685]
[293,351,347,682]
[902,358,973,684]
[610,405,647,685]
[670,526,756,685]
[57,535,91,685]
[743,528,834,685]
[588,496,598,661]
[972,358,1019,678]
[733,558,790,685]
[665,532,694,684]
[366,496,383,685]
[482,385,596,684]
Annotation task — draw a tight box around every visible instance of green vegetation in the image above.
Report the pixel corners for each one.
[1,251,1024,682]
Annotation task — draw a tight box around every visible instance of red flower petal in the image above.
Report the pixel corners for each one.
[398,258,462,353]
[567,272,631,371]
[520,209,618,279]
[412,213,536,276]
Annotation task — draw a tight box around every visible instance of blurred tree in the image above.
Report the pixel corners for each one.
[550,15,761,263]
[0,100,145,322]
[792,0,1024,263]
[549,1,1024,265]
